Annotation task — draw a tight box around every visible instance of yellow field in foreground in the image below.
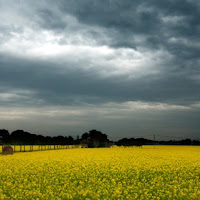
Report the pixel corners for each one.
[0,146,200,200]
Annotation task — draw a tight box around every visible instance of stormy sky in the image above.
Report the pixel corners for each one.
[0,0,200,140]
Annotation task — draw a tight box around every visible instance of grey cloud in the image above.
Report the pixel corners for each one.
[2,0,200,61]
[56,0,200,60]
[0,0,200,138]
[29,0,199,83]
[0,52,199,108]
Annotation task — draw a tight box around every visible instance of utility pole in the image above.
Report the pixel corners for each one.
[154,134,155,149]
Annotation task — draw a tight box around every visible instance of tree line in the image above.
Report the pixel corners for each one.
[116,137,200,146]
[0,129,76,145]
[0,129,112,147]
[0,129,199,146]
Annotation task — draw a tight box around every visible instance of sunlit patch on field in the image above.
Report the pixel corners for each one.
[0,146,200,199]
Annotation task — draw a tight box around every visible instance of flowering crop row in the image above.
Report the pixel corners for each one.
[0,145,81,153]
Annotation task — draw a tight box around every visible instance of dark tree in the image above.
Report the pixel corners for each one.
[80,130,110,148]
[0,129,10,144]
[81,132,90,140]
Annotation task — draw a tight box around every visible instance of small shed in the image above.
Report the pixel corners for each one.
[81,139,88,148]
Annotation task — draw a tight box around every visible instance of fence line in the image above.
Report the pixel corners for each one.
[1,144,81,153]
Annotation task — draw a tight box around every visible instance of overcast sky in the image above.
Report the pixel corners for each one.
[0,0,200,140]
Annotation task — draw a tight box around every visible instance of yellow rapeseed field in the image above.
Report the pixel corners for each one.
[0,146,200,199]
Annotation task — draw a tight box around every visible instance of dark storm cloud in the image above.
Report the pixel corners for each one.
[56,0,200,43]
[31,0,200,81]
[0,0,200,138]
[0,52,199,108]
[57,0,200,74]
[29,0,200,52]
